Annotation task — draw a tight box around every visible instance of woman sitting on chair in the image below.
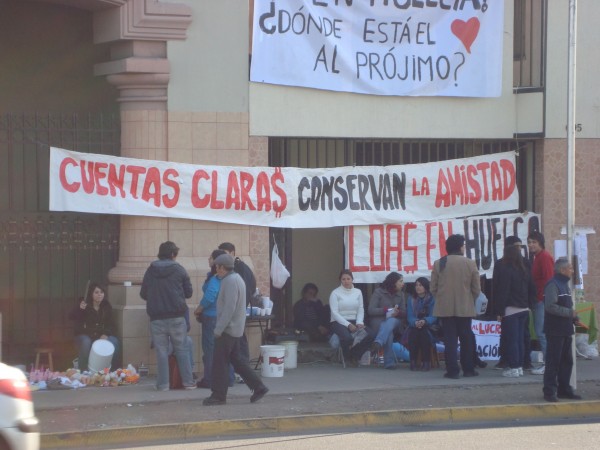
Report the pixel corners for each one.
[406,277,437,371]
[329,270,375,366]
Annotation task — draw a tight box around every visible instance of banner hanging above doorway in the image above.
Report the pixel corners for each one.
[49,147,518,228]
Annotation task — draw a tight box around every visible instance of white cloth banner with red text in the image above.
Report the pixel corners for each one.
[345,212,540,283]
[49,147,518,229]
[472,320,501,361]
[251,0,504,97]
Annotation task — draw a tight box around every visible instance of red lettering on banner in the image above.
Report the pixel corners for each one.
[411,177,430,196]
[93,162,109,196]
[190,167,288,215]
[256,172,271,211]
[210,171,225,209]
[240,171,257,211]
[434,159,516,208]
[271,169,287,218]
[403,222,418,273]
[191,170,210,208]
[59,157,80,192]
[108,164,126,197]
[225,171,241,210]
[385,225,402,272]
[141,167,162,206]
[126,165,146,199]
[348,226,368,272]
[472,322,502,335]
[81,161,95,194]
[162,169,180,208]
[58,156,181,208]
[370,225,385,271]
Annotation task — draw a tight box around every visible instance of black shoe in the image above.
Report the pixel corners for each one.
[543,394,558,403]
[557,392,582,400]
[523,362,534,370]
[463,370,479,377]
[203,396,226,406]
[476,360,488,369]
[444,372,460,379]
[250,386,269,403]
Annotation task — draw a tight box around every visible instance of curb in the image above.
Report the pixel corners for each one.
[41,400,600,448]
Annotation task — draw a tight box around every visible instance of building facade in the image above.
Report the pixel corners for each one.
[0,0,598,372]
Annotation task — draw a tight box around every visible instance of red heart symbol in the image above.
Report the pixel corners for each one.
[451,17,480,54]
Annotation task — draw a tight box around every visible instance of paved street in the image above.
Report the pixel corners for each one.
[35,356,600,448]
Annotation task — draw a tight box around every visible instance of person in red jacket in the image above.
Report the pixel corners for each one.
[528,231,554,375]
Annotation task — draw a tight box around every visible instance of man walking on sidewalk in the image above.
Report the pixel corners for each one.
[528,231,554,375]
[140,241,196,391]
[431,234,481,379]
[203,253,268,406]
[542,257,582,402]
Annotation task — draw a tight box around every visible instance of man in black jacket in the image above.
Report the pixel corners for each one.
[219,242,256,363]
[141,241,196,391]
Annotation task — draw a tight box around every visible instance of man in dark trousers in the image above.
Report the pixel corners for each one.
[203,253,268,406]
[140,241,196,391]
[542,257,582,402]
[218,242,256,362]
[430,234,481,379]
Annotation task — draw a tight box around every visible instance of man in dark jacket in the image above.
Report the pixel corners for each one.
[140,241,196,391]
[218,242,256,362]
[542,257,582,402]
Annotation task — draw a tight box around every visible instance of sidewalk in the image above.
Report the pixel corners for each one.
[36,357,600,448]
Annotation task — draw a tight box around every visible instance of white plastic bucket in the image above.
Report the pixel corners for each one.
[88,339,115,372]
[260,345,285,377]
[280,341,298,369]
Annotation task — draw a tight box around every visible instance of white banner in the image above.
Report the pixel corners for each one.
[49,147,518,228]
[345,212,540,283]
[472,320,501,361]
[251,0,504,97]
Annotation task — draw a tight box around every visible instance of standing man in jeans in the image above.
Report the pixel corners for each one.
[140,241,196,391]
[203,253,268,405]
[528,231,554,375]
[431,234,481,379]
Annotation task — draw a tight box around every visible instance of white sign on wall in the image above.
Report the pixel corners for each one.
[251,0,504,97]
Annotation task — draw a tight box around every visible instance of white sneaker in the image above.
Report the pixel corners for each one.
[502,368,520,378]
[517,367,524,376]
[531,365,545,375]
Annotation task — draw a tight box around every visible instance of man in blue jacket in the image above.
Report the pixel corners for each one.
[140,241,196,391]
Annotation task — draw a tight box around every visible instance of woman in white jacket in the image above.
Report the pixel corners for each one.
[329,270,375,366]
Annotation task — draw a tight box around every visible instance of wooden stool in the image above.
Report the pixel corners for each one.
[34,348,54,371]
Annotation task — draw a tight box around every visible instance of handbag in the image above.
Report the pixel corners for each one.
[168,354,183,389]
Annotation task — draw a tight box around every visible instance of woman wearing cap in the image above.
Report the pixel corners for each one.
[492,236,537,378]
[329,269,375,366]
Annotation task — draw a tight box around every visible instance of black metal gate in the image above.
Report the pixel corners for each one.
[0,113,120,368]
